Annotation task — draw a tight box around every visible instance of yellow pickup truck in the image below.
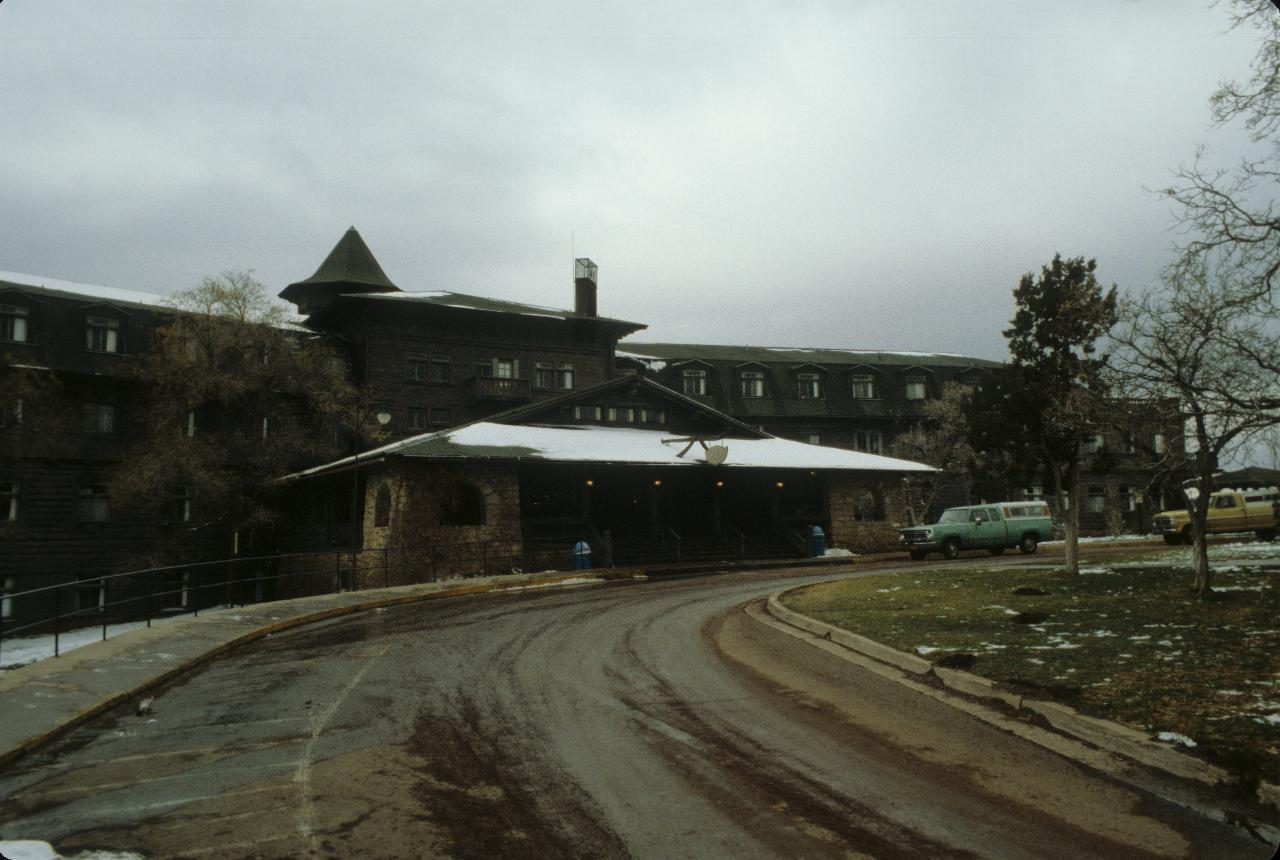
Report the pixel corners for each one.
[1152,488,1279,545]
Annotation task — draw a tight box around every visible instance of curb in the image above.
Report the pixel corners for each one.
[0,572,616,771]
[764,590,1243,795]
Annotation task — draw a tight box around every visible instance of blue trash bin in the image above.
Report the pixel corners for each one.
[810,525,826,558]
[572,540,593,570]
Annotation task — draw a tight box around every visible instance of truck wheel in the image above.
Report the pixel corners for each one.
[941,538,961,560]
[909,550,927,561]
[1162,534,1181,546]
[1255,528,1277,542]
[989,547,1005,556]
[1018,533,1038,555]
[1181,526,1193,546]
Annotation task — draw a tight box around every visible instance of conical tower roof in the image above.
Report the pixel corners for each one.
[280,227,400,308]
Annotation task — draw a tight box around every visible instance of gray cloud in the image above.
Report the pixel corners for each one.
[0,1,1259,361]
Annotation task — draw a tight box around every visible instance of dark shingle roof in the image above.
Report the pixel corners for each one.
[348,290,644,330]
[283,227,400,297]
[618,341,1003,369]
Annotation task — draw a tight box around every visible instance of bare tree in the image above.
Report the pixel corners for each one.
[111,272,367,551]
[1109,261,1280,595]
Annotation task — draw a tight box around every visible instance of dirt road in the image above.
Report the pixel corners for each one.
[0,565,1268,858]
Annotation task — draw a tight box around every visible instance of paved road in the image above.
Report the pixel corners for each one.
[0,567,1268,859]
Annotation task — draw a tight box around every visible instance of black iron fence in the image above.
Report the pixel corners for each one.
[0,540,577,665]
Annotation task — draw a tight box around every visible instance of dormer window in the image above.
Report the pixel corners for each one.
[682,368,707,396]
[851,374,876,399]
[739,370,765,398]
[904,375,928,400]
[1,305,29,343]
[86,316,120,353]
[796,372,821,399]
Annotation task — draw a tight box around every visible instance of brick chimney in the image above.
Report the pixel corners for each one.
[574,258,598,317]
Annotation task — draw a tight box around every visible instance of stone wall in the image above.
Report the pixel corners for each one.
[824,472,914,553]
[361,460,524,585]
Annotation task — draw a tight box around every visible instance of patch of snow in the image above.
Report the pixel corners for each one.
[1026,658,1045,665]
[0,841,146,860]
[1255,714,1280,725]
[1155,731,1198,748]
[1091,630,1117,638]
[915,645,941,655]
[1213,585,1266,592]
[0,271,172,309]
[1,617,179,669]
[822,547,855,557]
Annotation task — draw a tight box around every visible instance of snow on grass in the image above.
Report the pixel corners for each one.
[0,841,145,860]
[915,645,941,655]
[823,547,856,558]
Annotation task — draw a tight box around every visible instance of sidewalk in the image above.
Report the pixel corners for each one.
[0,570,616,770]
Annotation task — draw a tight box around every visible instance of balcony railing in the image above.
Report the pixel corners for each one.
[471,376,532,401]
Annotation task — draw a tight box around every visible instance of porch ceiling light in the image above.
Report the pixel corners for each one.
[653,479,662,487]
[715,480,724,488]
[776,481,785,489]
[585,479,594,487]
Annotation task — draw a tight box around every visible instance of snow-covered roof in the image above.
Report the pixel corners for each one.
[618,341,1002,369]
[285,421,937,479]
[0,271,172,310]
[347,289,644,329]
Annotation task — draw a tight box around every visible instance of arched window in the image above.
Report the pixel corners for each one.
[441,481,485,526]
[373,483,391,528]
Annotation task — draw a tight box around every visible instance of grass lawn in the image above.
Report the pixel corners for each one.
[781,543,1280,782]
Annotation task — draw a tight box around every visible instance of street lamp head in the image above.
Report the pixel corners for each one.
[375,411,392,426]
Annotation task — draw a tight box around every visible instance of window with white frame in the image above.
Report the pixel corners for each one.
[573,405,603,421]
[535,362,555,390]
[0,305,29,343]
[1119,485,1136,512]
[166,486,192,523]
[82,404,115,434]
[796,372,821,399]
[1024,485,1044,501]
[851,374,876,399]
[429,356,451,383]
[606,406,635,423]
[1,576,15,620]
[406,352,430,382]
[185,410,197,437]
[494,358,517,379]
[739,370,764,398]
[2,481,17,522]
[904,375,928,400]
[407,407,428,431]
[853,430,883,454]
[77,576,105,611]
[1084,432,1105,454]
[85,316,120,353]
[1153,433,1166,454]
[1086,485,1106,513]
[1121,433,1136,453]
[807,433,822,445]
[557,363,574,390]
[430,407,452,427]
[641,408,666,425]
[78,486,110,522]
[682,368,707,396]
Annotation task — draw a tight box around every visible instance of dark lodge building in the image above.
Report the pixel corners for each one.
[0,228,1180,626]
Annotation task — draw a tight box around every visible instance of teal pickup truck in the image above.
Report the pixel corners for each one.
[900,502,1054,560]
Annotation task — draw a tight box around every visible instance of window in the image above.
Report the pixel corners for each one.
[641,408,666,425]
[904,375,928,400]
[475,362,493,379]
[1153,433,1166,454]
[2,481,17,521]
[1084,433,1105,454]
[78,486,110,522]
[1119,485,1136,512]
[494,358,516,379]
[260,415,269,441]
[407,407,428,431]
[682,368,707,396]
[853,430,883,454]
[406,353,430,382]
[77,576,105,612]
[573,405,603,421]
[740,371,764,398]
[851,375,876,399]
[429,407,452,427]
[796,373,821,399]
[1214,494,1238,509]
[85,316,120,353]
[185,410,196,438]
[82,404,115,434]
[535,362,555,390]
[0,305,28,343]
[373,484,391,528]
[441,481,485,526]
[430,356,452,383]
[1086,485,1105,514]
[1121,433,1136,454]
[557,364,574,390]
[165,486,192,523]
[160,571,190,610]
[1024,485,1044,501]
[807,434,822,445]
[607,406,635,423]
[1,576,15,620]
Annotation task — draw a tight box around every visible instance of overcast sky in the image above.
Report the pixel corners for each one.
[0,1,1261,360]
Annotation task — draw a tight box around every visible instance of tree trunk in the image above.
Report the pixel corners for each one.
[1191,471,1214,596]
[1051,465,1080,575]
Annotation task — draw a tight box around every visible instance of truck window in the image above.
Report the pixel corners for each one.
[970,510,985,523]
[988,508,1002,520]
[1214,496,1237,509]
[939,510,968,523]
